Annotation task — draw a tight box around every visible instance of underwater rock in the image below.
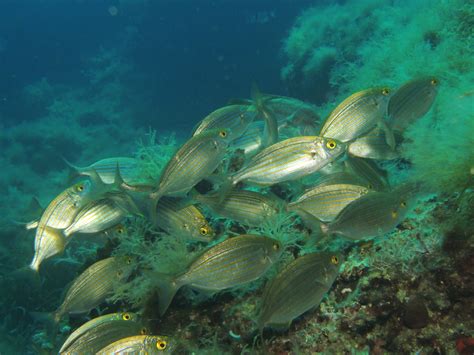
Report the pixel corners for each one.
[402,296,430,329]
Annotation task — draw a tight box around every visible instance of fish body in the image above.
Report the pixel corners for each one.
[64,194,135,237]
[231,136,345,186]
[156,234,282,315]
[152,129,231,199]
[388,77,439,131]
[59,312,145,354]
[195,190,282,226]
[348,127,399,160]
[322,187,413,240]
[231,120,265,157]
[155,197,214,242]
[192,104,257,141]
[30,181,94,271]
[96,335,173,354]
[320,87,391,142]
[66,157,140,185]
[258,252,342,331]
[53,256,134,322]
[288,183,369,222]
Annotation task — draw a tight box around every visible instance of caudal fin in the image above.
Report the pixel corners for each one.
[150,272,181,316]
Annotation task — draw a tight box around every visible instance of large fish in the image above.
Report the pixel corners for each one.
[258,252,342,332]
[52,256,135,322]
[59,312,147,354]
[155,197,214,242]
[320,87,393,146]
[96,335,174,354]
[231,136,345,186]
[154,234,283,315]
[388,76,439,131]
[192,104,258,141]
[194,189,283,227]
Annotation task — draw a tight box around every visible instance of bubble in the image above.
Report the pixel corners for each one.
[108,6,119,16]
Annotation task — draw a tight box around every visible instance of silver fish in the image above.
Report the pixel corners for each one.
[231,136,345,186]
[348,127,399,160]
[320,87,392,145]
[192,104,257,141]
[52,256,135,322]
[155,234,283,315]
[155,197,214,242]
[59,312,146,354]
[388,77,439,131]
[195,189,282,227]
[288,183,369,222]
[321,186,415,240]
[96,335,174,354]
[258,252,342,332]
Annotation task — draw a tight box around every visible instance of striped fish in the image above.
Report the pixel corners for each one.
[155,197,214,242]
[65,157,141,185]
[321,186,415,240]
[96,335,174,354]
[63,193,137,237]
[52,256,135,323]
[30,180,94,272]
[59,312,146,354]
[348,127,399,160]
[195,190,282,227]
[154,234,282,315]
[288,183,369,222]
[388,77,439,131]
[320,87,392,144]
[231,136,345,186]
[258,252,342,332]
[192,104,258,141]
[314,171,372,189]
[151,129,232,200]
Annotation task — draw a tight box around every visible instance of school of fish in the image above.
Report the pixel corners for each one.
[24,76,438,353]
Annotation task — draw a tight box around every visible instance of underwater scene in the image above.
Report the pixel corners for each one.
[0,0,473,354]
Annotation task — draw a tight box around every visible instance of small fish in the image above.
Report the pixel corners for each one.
[388,77,439,131]
[155,197,214,242]
[59,312,147,354]
[288,183,369,222]
[151,129,232,200]
[192,104,258,141]
[231,136,345,186]
[52,256,135,322]
[321,186,415,240]
[195,189,282,227]
[258,252,342,332]
[96,335,174,354]
[63,193,137,238]
[344,156,389,191]
[155,234,282,315]
[320,87,393,145]
[348,127,399,160]
[65,157,141,185]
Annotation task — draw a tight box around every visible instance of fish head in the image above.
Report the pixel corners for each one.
[264,238,283,263]
[316,137,346,161]
[147,335,175,353]
[191,219,215,242]
[115,255,137,280]
[372,87,392,111]
[118,311,141,323]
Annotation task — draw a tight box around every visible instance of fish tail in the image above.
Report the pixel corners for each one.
[320,223,329,235]
[151,272,181,316]
[251,83,278,146]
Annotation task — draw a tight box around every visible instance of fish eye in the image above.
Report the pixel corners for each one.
[391,210,398,219]
[219,130,227,138]
[140,327,148,335]
[326,139,337,150]
[239,113,245,120]
[400,201,407,208]
[381,88,390,96]
[122,313,131,321]
[75,184,85,192]
[156,340,167,351]
[199,227,209,236]
[430,78,438,86]
[126,257,133,265]
[117,270,123,277]
[331,255,339,265]
[272,243,280,251]
[116,225,125,234]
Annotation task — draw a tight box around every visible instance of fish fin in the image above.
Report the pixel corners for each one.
[147,192,163,226]
[62,156,82,182]
[251,83,278,146]
[25,220,39,230]
[293,208,323,233]
[227,98,253,105]
[149,272,181,316]
[377,120,396,150]
[29,226,67,272]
